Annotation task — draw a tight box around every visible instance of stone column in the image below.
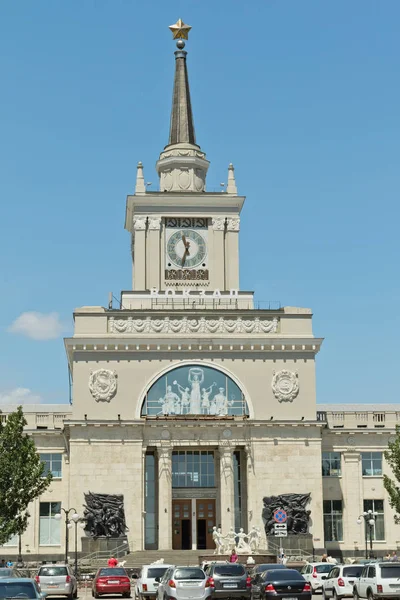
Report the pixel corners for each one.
[212,217,226,290]
[342,451,363,551]
[147,217,161,290]
[157,446,173,550]
[133,216,147,290]
[219,446,235,534]
[225,217,240,290]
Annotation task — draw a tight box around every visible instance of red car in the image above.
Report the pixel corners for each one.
[92,567,131,598]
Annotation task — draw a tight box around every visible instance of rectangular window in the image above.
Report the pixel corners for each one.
[322,452,341,476]
[233,451,242,531]
[40,453,62,478]
[323,500,343,542]
[39,502,61,545]
[172,451,215,488]
[362,452,382,476]
[144,453,157,549]
[2,533,18,547]
[363,500,385,541]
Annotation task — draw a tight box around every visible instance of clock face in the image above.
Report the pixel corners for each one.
[166,228,207,269]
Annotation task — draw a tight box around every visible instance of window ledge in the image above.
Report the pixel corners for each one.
[39,544,61,547]
[362,475,383,478]
[322,475,342,478]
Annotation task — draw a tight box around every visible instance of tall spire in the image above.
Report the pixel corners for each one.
[156,19,209,193]
[168,43,196,146]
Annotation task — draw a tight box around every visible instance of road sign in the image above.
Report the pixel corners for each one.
[274,530,288,537]
[274,523,287,531]
[274,509,287,523]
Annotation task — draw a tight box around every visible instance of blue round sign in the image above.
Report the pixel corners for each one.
[274,509,287,523]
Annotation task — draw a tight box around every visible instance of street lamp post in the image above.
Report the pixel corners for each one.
[357,510,378,559]
[74,520,86,577]
[54,508,80,565]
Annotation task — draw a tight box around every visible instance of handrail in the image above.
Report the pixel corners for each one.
[78,540,130,565]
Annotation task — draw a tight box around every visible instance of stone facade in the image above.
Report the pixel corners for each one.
[1,25,399,562]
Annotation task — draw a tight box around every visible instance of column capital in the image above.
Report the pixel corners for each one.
[218,444,233,457]
[212,216,226,231]
[133,216,147,231]
[226,217,240,232]
[148,217,162,230]
[157,445,172,460]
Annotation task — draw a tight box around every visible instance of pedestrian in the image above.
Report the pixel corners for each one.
[107,556,118,568]
[385,553,391,560]
[0,559,6,568]
[6,560,13,568]
[229,549,238,563]
[321,554,328,563]
[391,552,398,562]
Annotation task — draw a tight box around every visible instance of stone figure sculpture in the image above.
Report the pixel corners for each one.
[83,492,128,538]
[212,526,261,555]
[262,493,311,536]
[248,526,262,553]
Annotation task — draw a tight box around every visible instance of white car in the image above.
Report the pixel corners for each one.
[135,564,174,600]
[322,564,363,600]
[353,561,400,600]
[301,563,333,593]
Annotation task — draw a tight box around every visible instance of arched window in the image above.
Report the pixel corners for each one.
[141,364,249,417]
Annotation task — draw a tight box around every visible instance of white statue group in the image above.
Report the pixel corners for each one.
[213,526,262,555]
[158,367,234,416]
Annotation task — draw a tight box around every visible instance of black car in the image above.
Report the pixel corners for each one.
[251,565,288,598]
[205,563,252,600]
[259,569,311,600]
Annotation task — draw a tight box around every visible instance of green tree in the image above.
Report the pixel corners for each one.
[0,406,53,545]
[384,428,400,524]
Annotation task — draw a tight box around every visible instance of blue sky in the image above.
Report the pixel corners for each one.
[0,0,399,406]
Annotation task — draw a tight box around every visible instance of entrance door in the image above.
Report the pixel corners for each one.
[196,499,216,549]
[172,500,192,550]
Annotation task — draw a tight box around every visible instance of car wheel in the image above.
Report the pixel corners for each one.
[73,588,78,599]
[333,591,340,600]
[94,593,100,599]
[322,589,327,600]
[367,591,375,600]
[353,589,360,600]
[67,593,74,600]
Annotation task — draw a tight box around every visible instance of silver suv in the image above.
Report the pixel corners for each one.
[136,565,174,600]
[36,564,78,599]
[157,566,211,600]
[353,562,400,600]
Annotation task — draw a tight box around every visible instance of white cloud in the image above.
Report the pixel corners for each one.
[0,387,43,405]
[8,311,65,340]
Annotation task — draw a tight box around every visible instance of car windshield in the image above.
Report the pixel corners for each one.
[316,565,333,574]
[147,568,168,579]
[174,568,205,581]
[0,581,37,598]
[99,568,127,577]
[343,567,363,578]
[260,565,287,576]
[214,565,245,576]
[0,570,13,577]
[381,566,400,579]
[39,567,68,576]
[265,570,303,580]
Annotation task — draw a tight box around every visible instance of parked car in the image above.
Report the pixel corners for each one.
[92,567,132,598]
[353,561,400,600]
[250,565,288,598]
[136,564,174,600]
[35,564,78,599]
[0,567,23,578]
[322,564,363,600]
[204,562,251,600]
[0,577,45,599]
[156,566,211,600]
[258,569,311,600]
[301,563,333,593]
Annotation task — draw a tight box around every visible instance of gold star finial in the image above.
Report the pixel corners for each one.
[169,18,192,40]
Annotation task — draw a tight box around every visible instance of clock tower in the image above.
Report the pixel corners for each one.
[125,23,244,294]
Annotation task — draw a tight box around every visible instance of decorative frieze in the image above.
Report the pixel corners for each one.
[108,315,279,335]
[165,269,209,281]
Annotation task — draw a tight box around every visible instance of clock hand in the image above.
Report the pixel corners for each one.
[182,234,187,247]
[181,247,190,266]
